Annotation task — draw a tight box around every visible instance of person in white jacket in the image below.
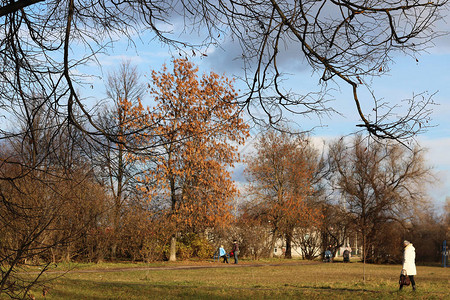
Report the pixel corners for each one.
[400,240,416,291]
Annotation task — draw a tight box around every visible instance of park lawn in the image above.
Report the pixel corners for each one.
[18,260,450,299]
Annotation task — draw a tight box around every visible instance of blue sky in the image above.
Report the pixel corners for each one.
[78,15,450,212]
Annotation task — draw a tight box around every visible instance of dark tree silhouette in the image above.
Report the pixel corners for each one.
[1,0,447,144]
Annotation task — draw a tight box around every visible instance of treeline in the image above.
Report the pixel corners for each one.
[1,60,448,297]
[239,131,448,265]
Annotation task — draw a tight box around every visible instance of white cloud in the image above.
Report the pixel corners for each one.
[420,137,450,169]
[96,54,146,67]
[417,137,450,208]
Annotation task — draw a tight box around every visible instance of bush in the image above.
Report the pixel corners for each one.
[162,242,194,260]
[162,233,213,260]
[190,235,213,259]
[177,243,194,260]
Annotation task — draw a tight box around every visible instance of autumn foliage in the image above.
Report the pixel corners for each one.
[150,59,248,226]
[117,58,249,260]
[244,130,322,258]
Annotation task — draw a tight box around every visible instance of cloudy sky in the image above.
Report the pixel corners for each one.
[80,7,450,212]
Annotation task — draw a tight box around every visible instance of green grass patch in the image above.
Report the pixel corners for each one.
[11,260,450,299]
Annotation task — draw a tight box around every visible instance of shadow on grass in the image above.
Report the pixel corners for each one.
[46,277,410,300]
[296,285,386,293]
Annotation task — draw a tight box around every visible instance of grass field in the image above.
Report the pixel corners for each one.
[11,259,450,299]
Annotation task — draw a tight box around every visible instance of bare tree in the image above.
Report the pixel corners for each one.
[319,202,355,259]
[409,205,448,263]
[328,135,433,280]
[0,97,105,298]
[236,201,274,260]
[0,1,447,146]
[215,1,444,141]
[293,226,322,260]
[91,61,147,258]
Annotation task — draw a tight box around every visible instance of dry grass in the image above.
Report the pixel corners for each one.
[13,259,450,299]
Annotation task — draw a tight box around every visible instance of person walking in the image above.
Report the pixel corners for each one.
[343,249,350,263]
[400,240,416,291]
[232,240,239,264]
[219,245,228,263]
[324,249,332,263]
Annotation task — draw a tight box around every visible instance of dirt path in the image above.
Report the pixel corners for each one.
[43,260,322,274]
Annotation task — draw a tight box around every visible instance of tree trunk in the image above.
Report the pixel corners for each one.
[64,246,71,263]
[111,244,117,260]
[111,141,124,260]
[363,233,366,284]
[168,149,177,262]
[51,248,56,264]
[285,233,292,259]
[268,228,278,258]
[169,235,177,261]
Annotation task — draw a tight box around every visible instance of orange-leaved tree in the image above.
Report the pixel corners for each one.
[245,129,322,258]
[135,58,249,261]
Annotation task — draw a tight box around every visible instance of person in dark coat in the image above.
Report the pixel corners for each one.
[343,249,350,263]
[232,240,239,264]
[343,245,351,263]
